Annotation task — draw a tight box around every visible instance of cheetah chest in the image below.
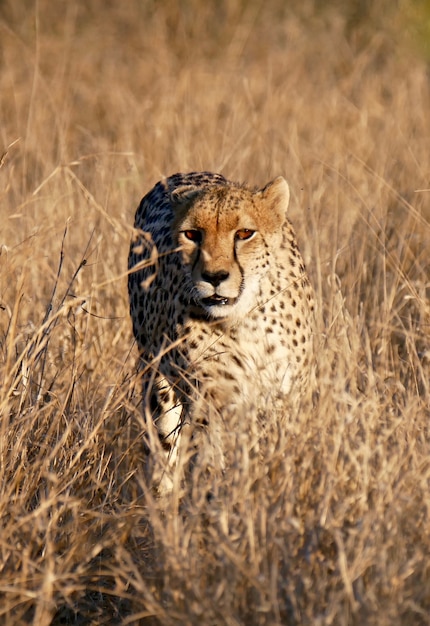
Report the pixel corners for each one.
[185,313,296,410]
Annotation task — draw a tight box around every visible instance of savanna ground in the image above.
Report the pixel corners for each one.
[1,1,430,624]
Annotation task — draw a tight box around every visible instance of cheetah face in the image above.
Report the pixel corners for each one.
[172,177,290,319]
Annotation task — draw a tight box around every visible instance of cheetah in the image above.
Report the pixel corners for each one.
[128,172,315,493]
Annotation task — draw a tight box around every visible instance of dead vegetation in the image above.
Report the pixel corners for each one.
[0,1,429,624]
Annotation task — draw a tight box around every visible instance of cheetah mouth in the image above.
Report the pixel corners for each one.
[201,295,234,307]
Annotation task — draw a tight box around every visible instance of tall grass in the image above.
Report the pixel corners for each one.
[0,1,429,624]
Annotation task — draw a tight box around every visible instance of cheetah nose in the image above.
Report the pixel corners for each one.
[201,269,230,287]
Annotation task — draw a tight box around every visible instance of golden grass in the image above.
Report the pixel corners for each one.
[0,1,429,624]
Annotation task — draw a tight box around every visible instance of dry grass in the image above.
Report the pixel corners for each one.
[0,1,429,624]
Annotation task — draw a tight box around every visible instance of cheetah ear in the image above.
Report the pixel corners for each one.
[170,185,202,208]
[257,176,290,228]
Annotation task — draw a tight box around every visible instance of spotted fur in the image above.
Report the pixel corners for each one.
[128,172,315,493]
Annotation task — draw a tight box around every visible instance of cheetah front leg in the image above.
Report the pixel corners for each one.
[144,380,190,496]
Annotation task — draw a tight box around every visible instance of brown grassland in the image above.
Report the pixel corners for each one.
[1,1,430,624]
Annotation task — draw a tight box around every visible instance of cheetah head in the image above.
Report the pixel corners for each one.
[172,176,290,320]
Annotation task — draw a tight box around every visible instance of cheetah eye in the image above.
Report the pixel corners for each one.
[235,229,255,241]
[183,229,203,244]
